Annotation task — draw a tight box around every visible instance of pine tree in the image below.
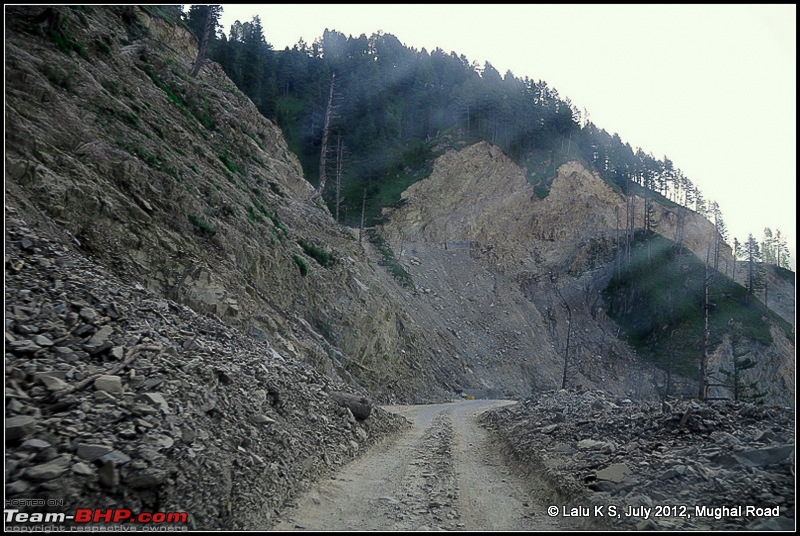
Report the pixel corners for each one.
[775,229,791,269]
[744,233,764,299]
[710,202,727,274]
[761,228,776,265]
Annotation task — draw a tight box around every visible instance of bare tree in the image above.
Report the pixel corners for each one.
[551,272,572,390]
[358,188,366,246]
[190,5,221,78]
[698,243,713,400]
[334,135,345,222]
[312,73,336,200]
[614,205,621,278]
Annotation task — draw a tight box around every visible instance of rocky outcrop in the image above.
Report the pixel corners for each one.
[384,142,731,275]
[482,389,795,530]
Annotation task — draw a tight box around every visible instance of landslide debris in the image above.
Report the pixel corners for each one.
[481,388,795,530]
[4,210,409,530]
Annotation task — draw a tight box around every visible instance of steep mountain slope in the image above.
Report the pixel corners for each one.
[4,5,450,402]
[383,142,731,275]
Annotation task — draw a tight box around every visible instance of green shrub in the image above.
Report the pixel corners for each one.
[218,153,238,174]
[187,214,216,237]
[293,255,308,276]
[95,39,112,55]
[367,230,414,289]
[48,30,87,58]
[298,240,332,267]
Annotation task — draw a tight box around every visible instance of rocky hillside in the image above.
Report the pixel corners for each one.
[4,209,408,529]
[4,5,455,402]
[4,5,795,528]
[383,141,731,276]
[381,142,794,404]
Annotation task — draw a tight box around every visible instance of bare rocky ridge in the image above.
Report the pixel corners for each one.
[383,142,732,277]
[381,142,794,404]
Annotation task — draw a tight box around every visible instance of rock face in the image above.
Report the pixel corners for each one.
[482,389,795,531]
[385,142,731,275]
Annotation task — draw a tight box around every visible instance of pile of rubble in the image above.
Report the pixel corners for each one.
[481,388,794,530]
[4,211,409,530]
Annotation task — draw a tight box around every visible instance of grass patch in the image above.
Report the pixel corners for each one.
[48,30,87,58]
[118,143,180,180]
[293,255,309,277]
[144,66,216,131]
[246,206,264,224]
[298,240,332,267]
[116,110,140,129]
[187,214,217,237]
[245,131,265,150]
[341,139,435,226]
[367,229,414,289]
[258,206,288,239]
[218,152,238,174]
[101,79,119,95]
[604,231,784,379]
[95,37,112,55]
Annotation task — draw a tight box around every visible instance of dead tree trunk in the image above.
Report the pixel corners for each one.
[699,243,712,400]
[359,188,366,246]
[334,135,343,222]
[312,73,336,200]
[551,273,572,390]
[190,6,219,78]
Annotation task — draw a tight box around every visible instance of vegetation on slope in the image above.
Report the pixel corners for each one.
[179,7,711,229]
[603,232,792,380]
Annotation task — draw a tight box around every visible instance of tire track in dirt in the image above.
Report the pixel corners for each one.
[273,400,579,531]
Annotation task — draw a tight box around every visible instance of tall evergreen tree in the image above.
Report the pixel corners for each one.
[744,233,764,299]
[761,228,776,266]
[775,229,791,269]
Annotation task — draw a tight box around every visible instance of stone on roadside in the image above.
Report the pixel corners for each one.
[94,374,123,394]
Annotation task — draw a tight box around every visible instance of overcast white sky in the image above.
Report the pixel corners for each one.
[217,4,796,265]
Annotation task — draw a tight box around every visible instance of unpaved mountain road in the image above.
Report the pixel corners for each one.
[273,400,581,531]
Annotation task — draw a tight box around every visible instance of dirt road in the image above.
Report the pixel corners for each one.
[273,400,580,531]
